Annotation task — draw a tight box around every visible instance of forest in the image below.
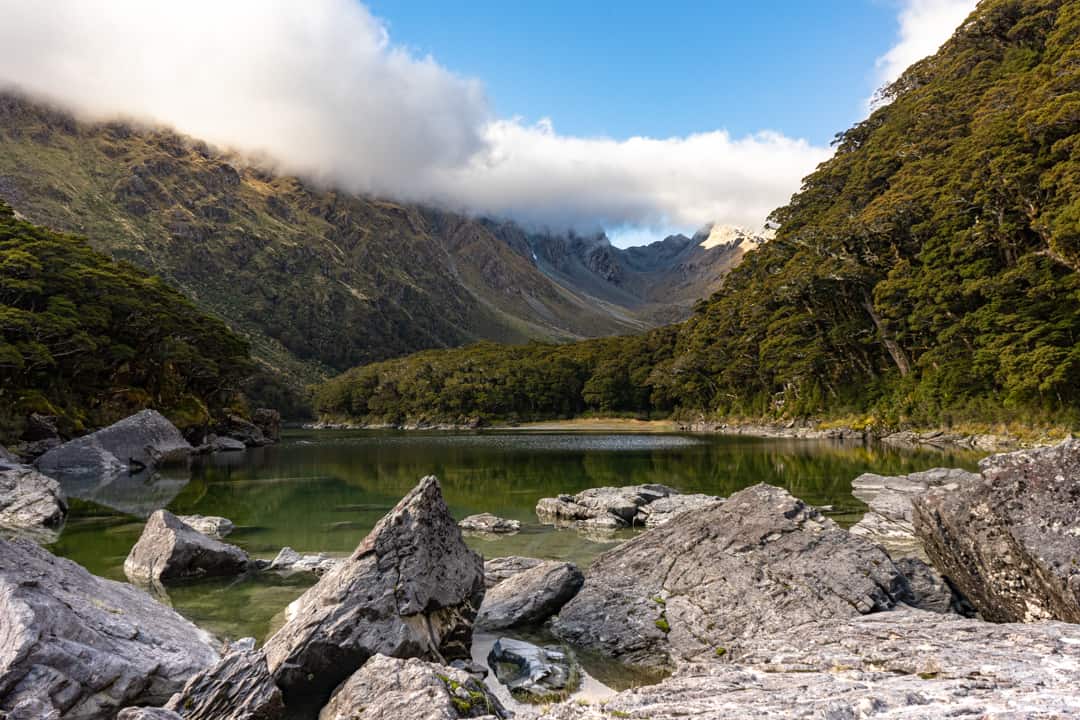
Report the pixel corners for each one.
[316,0,1080,432]
[0,201,254,443]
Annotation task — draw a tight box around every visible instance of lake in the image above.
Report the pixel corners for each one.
[48,429,981,703]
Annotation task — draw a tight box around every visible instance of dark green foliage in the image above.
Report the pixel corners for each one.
[0,202,253,442]
[317,0,1080,431]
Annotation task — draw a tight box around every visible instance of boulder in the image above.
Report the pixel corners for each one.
[268,546,340,575]
[319,654,508,720]
[36,409,191,478]
[203,434,247,453]
[483,556,545,588]
[913,439,1080,623]
[219,414,267,447]
[535,484,678,529]
[177,513,235,539]
[252,408,282,444]
[894,556,967,615]
[0,463,67,538]
[477,560,584,630]
[487,638,579,703]
[539,608,1080,719]
[849,467,977,559]
[636,493,723,527]
[0,538,218,718]
[162,648,285,720]
[124,510,249,584]
[551,484,913,669]
[458,513,521,534]
[262,476,485,717]
[21,413,59,442]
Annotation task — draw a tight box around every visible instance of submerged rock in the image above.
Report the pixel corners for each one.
[35,409,191,478]
[487,638,579,703]
[477,560,584,630]
[201,434,247,453]
[551,483,913,669]
[913,439,1080,623]
[849,467,977,559]
[124,509,249,584]
[268,546,340,575]
[0,462,67,538]
[459,513,521,534]
[535,484,678,529]
[262,476,485,716]
[0,538,218,718]
[319,654,508,720]
[162,648,285,720]
[177,513,235,539]
[539,608,1080,719]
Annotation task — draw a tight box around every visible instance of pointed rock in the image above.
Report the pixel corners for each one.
[262,476,485,717]
[124,509,249,584]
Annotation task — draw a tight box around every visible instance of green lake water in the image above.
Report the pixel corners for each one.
[50,430,981,645]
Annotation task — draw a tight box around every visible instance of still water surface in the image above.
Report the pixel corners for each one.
[50,429,981,647]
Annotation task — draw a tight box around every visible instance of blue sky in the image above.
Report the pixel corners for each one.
[1,0,976,245]
[367,0,902,145]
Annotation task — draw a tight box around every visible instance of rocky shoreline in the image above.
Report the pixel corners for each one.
[304,416,1049,452]
[3,429,1080,718]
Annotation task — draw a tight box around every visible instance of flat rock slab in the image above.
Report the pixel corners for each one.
[477,560,584,630]
[319,654,508,720]
[0,463,67,538]
[0,538,218,718]
[268,546,340,575]
[177,514,235,539]
[535,484,679,529]
[913,439,1080,623]
[637,493,722,527]
[124,509,249,584]
[484,556,546,588]
[262,476,485,717]
[459,513,521,534]
[539,608,1080,719]
[850,467,977,559]
[551,483,913,669]
[36,409,191,478]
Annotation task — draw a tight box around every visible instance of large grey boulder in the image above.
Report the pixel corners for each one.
[0,538,218,718]
[0,463,67,538]
[124,509,249,584]
[551,483,913,669]
[319,654,507,720]
[536,484,678,529]
[262,476,485,717]
[477,560,583,630]
[162,648,285,720]
[850,467,977,559]
[913,439,1080,623]
[539,608,1080,719]
[36,409,191,477]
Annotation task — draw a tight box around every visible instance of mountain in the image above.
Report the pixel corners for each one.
[0,201,252,443]
[315,0,1080,431]
[488,222,761,324]
[0,93,720,404]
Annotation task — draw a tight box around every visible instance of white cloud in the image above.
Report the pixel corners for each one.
[875,0,979,87]
[0,0,829,236]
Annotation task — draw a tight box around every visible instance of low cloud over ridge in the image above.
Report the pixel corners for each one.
[1,1,839,234]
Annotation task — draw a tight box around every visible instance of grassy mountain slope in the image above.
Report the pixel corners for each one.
[0,201,252,443]
[0,94,650,398]
[315,0,1080,432]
